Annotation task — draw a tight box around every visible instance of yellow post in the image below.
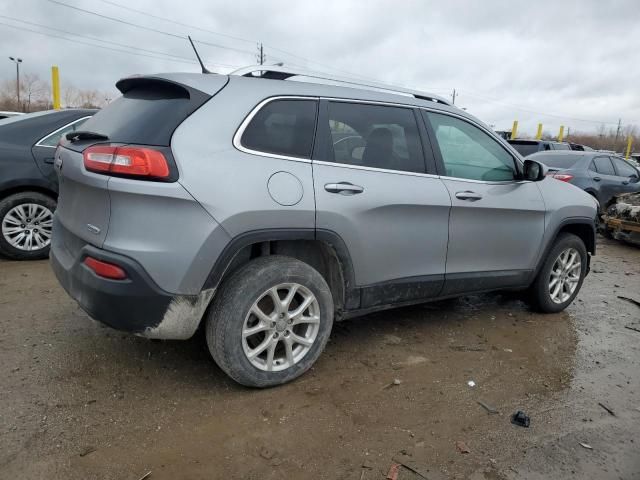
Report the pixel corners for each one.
[511,120,518,140]
[625,135,633,160]
[51,66,60,110]
[535,123,543,140]
[558,125,564,143]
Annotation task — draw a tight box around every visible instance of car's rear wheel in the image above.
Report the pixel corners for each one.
[0,192,56,261]
[206,255,334,387]
[527,233,587,313]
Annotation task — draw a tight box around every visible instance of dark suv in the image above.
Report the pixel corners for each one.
[0,109,95,260]
[508,139,571,157]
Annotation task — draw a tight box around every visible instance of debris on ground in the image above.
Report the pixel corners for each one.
[391,457,437,479]
[449,344,487,352]
[625,325,640,333]
[579,442,593,450]
[618,295,640,308]
[78,446,96,457]
[137,472,152,480]
[467,380,476,387]
[259,446,275,460]
[477,400,499,414]
[598,402,616,417]
[510,410,530,428]
[382,378,402,390]
[455,440,471,454]
[603,193,640,247]
[386,462,401,480]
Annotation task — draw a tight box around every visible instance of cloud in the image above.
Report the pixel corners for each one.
[1,0,638,134]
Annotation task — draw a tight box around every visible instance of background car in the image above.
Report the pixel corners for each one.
[508,139,571,156]
[569,143,594,151]
[527,150,640,212]
[0,108,96,260]
[0,111,24,120]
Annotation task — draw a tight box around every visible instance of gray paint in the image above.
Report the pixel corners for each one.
[52,71,598,339]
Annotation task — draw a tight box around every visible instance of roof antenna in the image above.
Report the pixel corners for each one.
[188,36,212,74]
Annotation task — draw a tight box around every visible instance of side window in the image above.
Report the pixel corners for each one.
[241,99,317,158]
[544,143,552,151]
[38,117,89,147]
[425,112,517,181]
[592,156,615,175]
[325,102,425,173]
[611,157,638,177]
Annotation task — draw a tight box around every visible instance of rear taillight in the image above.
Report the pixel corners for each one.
[83,145,170,179]
[552,173,574,182]
[83,256,128,280]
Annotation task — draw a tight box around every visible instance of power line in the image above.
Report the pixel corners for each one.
[91,0,383,82]
[46,0,257,58]
[0,14,212,65]
[0,21,206,66]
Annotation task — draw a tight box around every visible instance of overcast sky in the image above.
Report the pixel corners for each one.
[1,0,638,135]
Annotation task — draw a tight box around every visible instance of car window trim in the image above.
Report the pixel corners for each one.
[593,155,615,176]
[34,116,92,148]
[420,109,524,184]
[233,95,319,163]
[319,98,429,175]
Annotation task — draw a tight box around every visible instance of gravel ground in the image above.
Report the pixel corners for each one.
[0,237,639,480]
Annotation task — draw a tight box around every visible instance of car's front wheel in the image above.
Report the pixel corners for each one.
[206,255,334,387]
[0,192,56,261]
[527,233,588,313]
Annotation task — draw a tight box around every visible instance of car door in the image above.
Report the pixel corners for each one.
[31,116,90,186]
[422,110,546,295]
[588,156,622,206]
[610,156,640,194]
[312,100,451,309]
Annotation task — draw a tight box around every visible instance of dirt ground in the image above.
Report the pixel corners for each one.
[1,237,639,480]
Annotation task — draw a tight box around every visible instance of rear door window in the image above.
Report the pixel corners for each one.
[37,117,90,147]
[611,157,638,177]
[324,102,425,173]
[241,99,317,159]
[592,156,616,175]
[425,112,517,181]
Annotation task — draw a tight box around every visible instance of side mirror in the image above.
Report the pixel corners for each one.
[522,159,548,181]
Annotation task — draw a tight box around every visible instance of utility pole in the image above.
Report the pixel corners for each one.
[614,118,622,149]
[256,43,266,65]
[8,56,22,110]
[451,88,456,105]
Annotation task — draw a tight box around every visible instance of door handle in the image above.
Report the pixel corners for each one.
[44,157,55,164]
[593,176,601,182]
[324,182,364,195]
[622,180,629,185]
[455,190,483,201]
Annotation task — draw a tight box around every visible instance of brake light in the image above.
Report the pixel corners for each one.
[84,256,128,280]
[552,173,574,182]
[83,145,170,179]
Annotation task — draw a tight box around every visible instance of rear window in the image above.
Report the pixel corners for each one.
[534,155,579,169]
[508,141,540,157]
[241,99,317,158]
[553,143,571,150]
[77,82,209,146]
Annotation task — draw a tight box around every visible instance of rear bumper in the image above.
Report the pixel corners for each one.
[50,217,207,339]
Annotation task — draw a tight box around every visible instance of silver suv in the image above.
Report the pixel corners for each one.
[50,66,597,387]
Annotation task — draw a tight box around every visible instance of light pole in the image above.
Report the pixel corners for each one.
[8,57,22,110]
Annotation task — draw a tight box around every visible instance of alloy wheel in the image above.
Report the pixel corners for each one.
[1,203,53,252]
[548,247,581,304]
[242,283,320,372]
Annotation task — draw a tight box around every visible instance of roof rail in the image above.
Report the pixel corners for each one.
[229,65,451,106]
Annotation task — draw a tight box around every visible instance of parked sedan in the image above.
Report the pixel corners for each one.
[0,109,96,260]
[527,151,640,211]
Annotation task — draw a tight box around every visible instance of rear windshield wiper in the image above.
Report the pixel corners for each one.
[66,131,109,142]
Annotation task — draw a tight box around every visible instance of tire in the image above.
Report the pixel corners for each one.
[527,233,587,313]
[206,255,334,387]
[0,192,56,261]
